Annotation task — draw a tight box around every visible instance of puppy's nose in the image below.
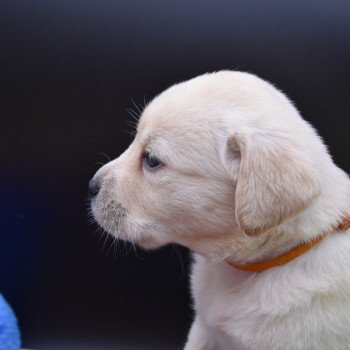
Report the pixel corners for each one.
[88,178,101,197]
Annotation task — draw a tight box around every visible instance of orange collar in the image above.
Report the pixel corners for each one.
[226,215,350,272]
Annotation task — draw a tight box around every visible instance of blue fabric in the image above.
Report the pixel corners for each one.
[0,294,20,350]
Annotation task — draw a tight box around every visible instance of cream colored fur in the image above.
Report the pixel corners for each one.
[91,71,350,349]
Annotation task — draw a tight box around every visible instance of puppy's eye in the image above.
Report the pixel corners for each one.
[142,152,163,171]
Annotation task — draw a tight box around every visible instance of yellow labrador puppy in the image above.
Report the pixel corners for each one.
[90,71,350,349]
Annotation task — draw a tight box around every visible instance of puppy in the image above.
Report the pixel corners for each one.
[89,71,350,349]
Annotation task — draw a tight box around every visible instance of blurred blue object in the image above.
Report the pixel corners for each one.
[0,294,21,350]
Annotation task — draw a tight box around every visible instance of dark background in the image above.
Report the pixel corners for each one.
[1,1,350,349]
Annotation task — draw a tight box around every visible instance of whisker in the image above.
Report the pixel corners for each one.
[98,152,111,162]
[94,161,105,166]
[142,95,148,109]
[113,237,120,262]
[172,244,185,281]
[131,241,145,261]
[131,98,143,115]
[126,120,137,128]
[106,235,116,257]
[122,129,136,137]
[126,108,140,121]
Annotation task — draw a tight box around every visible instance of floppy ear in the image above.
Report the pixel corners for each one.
[228,129,320,236]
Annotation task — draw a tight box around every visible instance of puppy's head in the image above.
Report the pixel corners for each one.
[90,71,322,258]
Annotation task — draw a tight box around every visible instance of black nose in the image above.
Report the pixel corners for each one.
[88,178,101,197]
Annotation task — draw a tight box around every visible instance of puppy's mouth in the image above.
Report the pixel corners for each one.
[91,199,127,236]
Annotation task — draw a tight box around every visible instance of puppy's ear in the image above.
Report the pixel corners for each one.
[227,128,320,236]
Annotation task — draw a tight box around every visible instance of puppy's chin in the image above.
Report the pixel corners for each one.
[91,198,127,231]
[134,237,166,250]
